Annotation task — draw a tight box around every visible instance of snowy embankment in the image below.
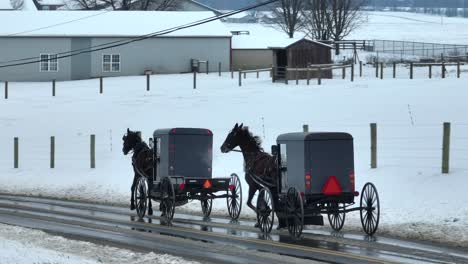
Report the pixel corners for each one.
[0,223,198,264]
[0,66,467,248]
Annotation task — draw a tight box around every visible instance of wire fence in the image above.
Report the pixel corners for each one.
[365,39,468,60]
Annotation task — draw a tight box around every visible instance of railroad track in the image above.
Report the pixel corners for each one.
[0,194,466,264]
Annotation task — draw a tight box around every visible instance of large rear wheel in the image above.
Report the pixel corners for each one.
[360,183,380,236]
[286,187,304,239]
[161,177,175,221]
[256,187,274,234]
[227,173,242,220]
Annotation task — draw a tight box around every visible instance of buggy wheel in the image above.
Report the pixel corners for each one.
[161,177,175,221]
[360,183,380,236]
[201,196,213,218]
[134,177,148,219]
[227,173,242,220]
[286,187,304,239]
[256,187,274,234]
[327,202,346,231]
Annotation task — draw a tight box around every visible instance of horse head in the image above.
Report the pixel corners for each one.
[122,128,142,155]
[220,123,243,153]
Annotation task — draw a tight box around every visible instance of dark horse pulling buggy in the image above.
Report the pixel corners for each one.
[125,128,242,222]
[221,124,380,239]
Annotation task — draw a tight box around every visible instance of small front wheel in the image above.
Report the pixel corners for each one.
[256,187,274,234]
[134,177,148,219]
[327,202,346,231]
[286,187,304,239]
[161,177,175,221]
[201,196,213,218]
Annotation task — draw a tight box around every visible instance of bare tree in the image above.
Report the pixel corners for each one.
[326,0,365,54]
[10,0,24,9]
[264,0,306,38]
[302,0,330,40]
[66,0,180,10]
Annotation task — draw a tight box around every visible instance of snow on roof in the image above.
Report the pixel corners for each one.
[39,0,65,5]
[0,1,13,9]
[0,11,231,37]
[226,23,331,50]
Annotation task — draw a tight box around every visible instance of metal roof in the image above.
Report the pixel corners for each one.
[277,132,353,142]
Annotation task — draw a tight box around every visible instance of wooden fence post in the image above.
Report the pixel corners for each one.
[342,65,346,79]
[14,137,18,169]
[359,61,363,77]
[429,65,432,79]
[231,70,234,79]
[457,61,461,78]
[90,134,95,169]
[380,62,384,79]
[303,124,309,133]
[99,77,103,94]
[193,71,197,89]
[442,62,446,79]
[52,80,56,97]
[285,67,289,85]
[375,62,379,78]
[238,70,242,87]
[206,61,209,74]
[272,67,276,83]
[371,123,377,169]
[218,62,221,77]
[4,81,8,99]
[50,136,55,169]
[442,122,451,174]
[295,66,299,85]
[146,74,150,91]
[307,67,311,85]
[393,62,396,78]
[318,67,322,85]
[351,63,354,82]
[256,68,259,79]
[410,62,413,79]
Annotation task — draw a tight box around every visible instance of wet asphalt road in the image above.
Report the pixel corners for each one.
[0,194,466,264]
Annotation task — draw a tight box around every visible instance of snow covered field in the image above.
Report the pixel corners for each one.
[0,65,467,248]
[0,223,198,264]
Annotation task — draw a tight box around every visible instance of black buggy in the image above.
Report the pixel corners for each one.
[255,132,380,238]
[134,128,242,221]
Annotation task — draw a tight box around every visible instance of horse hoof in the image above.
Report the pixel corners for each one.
[148,209,153,216]
[130,204,136,211]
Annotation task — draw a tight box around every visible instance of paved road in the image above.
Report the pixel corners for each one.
[0,194,466,264]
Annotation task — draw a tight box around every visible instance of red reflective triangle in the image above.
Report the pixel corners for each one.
[322,176,342,195]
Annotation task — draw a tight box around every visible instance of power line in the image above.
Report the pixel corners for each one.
[0,0,278,69]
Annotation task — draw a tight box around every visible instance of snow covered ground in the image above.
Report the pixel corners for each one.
[0,223,198,264]
[0,65,467,248]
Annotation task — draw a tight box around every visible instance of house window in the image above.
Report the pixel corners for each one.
[40,54,58,72]
[102,54,120,72]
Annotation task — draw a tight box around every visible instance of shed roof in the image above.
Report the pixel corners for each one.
[0,11,231,37]
[268,38,333,49]
[277,132,353,142]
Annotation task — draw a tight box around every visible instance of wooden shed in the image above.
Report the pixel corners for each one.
[270,38,333,80]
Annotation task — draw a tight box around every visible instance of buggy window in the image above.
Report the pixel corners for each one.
[280,144,287,190]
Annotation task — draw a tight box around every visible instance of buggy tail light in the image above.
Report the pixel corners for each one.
[179,183,185,190]
[169,144,175,153]
[305,172,311,190]
[203,180,212,189]
[349,170,355,192]
[206,129,212,135]
[229,184,235,191]
[354,191,359,197]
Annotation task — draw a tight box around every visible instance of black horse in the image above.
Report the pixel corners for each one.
[220,123,279,220]
[122,128,153,216]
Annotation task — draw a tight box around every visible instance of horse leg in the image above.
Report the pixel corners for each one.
[246,186,260,228]
[130,173,138,210]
